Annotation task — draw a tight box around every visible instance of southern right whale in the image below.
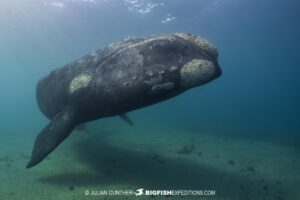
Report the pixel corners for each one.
[27,32,222,168]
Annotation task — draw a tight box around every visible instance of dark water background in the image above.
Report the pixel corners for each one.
[0,0,299,151]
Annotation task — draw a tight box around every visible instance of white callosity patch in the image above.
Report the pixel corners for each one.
[180,59,215,87]
[174,33,218,58]
[69,73,92,94]
[151,82,175,92]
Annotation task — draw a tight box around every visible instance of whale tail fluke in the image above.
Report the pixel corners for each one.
[26,109,77,169]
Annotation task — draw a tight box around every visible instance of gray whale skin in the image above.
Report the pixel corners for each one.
[27,33,222,168]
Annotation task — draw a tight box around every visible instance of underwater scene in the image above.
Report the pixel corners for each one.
[0,0,299,199]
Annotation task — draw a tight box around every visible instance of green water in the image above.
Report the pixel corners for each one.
[0,0,299,199]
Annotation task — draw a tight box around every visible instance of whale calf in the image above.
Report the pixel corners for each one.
[27,33,222,168]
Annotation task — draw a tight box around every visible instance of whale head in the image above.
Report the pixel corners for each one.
[128,32,222,93]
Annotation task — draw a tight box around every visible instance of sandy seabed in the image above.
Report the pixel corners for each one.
[0,125,299,200]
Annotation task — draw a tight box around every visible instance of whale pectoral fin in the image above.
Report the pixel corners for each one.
[119,113,134,126]
[26,109,77,169]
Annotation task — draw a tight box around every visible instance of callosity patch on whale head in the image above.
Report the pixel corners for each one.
[174,33,218,58]
[69,73,92,94]
[180,59,215,87]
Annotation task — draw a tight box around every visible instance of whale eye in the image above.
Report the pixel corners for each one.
[180,59,215,87]
[69,73,92,94]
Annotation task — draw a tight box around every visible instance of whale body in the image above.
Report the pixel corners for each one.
[27,33,222,168]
